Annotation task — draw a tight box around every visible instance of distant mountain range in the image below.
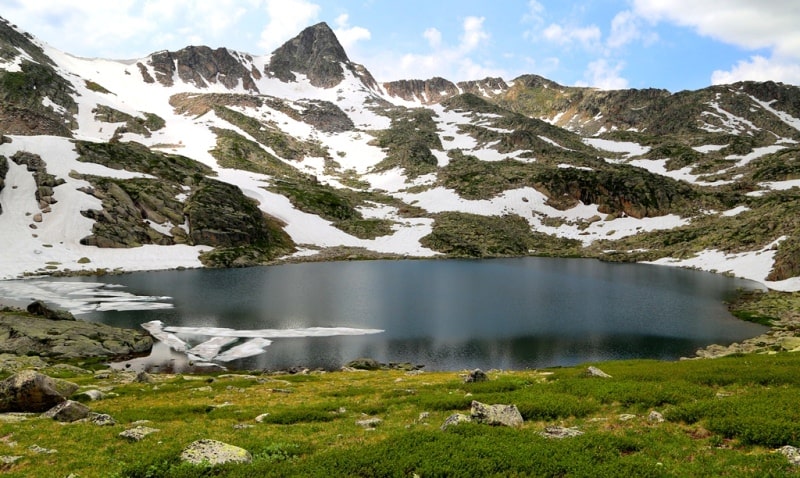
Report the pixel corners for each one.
[1,17,799,291]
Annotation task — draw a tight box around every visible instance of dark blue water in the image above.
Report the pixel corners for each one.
[71,258,766,371]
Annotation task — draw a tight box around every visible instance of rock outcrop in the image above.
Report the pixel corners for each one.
[441,400,524,429]
[147,46,260,92]
[0,308,153,358]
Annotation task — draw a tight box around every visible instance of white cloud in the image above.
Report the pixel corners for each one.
[371,16,500,82]
[258,0,320,53]
[423,28,442,49]
[332,14,371,51]
[711,55,800,85]
[607,10,641,49]
[633,0,800,56]
[632,0,800,86]
[460,16,489,53]
[542,23,601,49]
[578,59,629,90]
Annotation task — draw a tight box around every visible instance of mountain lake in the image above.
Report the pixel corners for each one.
[7,258,768,371]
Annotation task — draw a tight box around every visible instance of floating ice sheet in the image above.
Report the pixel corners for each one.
[0,280,173,314]
[142,321,384,362]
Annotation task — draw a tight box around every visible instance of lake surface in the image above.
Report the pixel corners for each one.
[42,258,766,371]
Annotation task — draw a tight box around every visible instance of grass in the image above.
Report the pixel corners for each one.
[2,353,800,476]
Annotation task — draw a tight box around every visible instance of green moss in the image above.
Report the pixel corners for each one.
[421,212,580,258]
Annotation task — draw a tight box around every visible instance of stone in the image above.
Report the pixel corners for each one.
[619,414,637,421]
[540,426,584,439]
[119,426,160,442]
[42,400,90,422]
[26,300,75,321]
[254,413,270,423]
[75,389,105,402]
[648,411,665,423]
[440,413,472,431]
[0,370,78,413]
[779,446,800,466]
[356,417,382,429]
[0,455,22,464]
[134,371,154,384]
[29,444,57,454]
[464,369,489,383]
[469,400,523,428]
[345,358,382,370]
[180,439,252,466]
[84,412,116,426]
[585,366,612,378]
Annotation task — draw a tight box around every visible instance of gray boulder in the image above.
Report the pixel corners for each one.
[42,400,90,422]
[0,370,78,413]
[26,300,75,321]
[780,446,800,466]
[345,358,382,370]
[119,426,160,442]
[540,426,584,439]
[464,369,488,383]
[470,400,523,427]
[440,413,472,430]
[180,439,252,466]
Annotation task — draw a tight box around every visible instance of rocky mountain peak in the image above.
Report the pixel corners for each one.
[266,22,353,88]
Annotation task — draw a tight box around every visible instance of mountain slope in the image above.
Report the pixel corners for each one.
[0,17,799,291]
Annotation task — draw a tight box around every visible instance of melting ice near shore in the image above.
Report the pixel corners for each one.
[141,320,384,362]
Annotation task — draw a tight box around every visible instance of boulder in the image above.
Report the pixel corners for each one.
[540,426,584,439]
[779,445,800,466]
[74,389,105,402]
[180,439,252,466]
[345,358,382,370]
[42,400,90,422]
[464,369,488,383]
[119,426,160,442]
[355,417,382,429]
[0,370,78,413]
[85,412,116,426]
[469,400,523,428]
[440,413,472,431]
[648,411,665,423]
[26,300,75,321]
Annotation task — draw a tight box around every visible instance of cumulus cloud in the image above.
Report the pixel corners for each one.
[423,28,442,49]
[632,0,800,85]
[333,14,371,51]
[542,23,601,49]
[711,56,800,85]
[371,16,501,82]
[258,0,320,53]
[577,59,629,90]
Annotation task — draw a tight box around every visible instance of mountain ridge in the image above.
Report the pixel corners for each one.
[0,17,799,292]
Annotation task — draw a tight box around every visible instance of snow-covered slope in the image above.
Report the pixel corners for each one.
[1,17,800,292]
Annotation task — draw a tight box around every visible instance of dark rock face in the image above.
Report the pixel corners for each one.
[0,370,78,413]
[457,77,509,96]
[185,178,274,248]
[267,22,353,88]
[0,154,7,213]
[148,46,260,92]
[0,20,77,135]
[11,151,65,212]
[383,77,460,104]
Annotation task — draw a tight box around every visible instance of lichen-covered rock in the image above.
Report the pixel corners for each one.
[180,439,252,466]
[464,369,488,383]
[119,426,160,442]
[26,300,75,321]
[440,413,472,431]
[585,366,612,378]
[469,400,523,428]
[345,358,382,370]
[0,309,153,359]
[0,370,78,413]
[540,426,584,439]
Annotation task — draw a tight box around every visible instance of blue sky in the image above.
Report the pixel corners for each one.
[2,0,799,92]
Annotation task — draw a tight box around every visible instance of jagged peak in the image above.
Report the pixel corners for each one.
[266,21,353,88]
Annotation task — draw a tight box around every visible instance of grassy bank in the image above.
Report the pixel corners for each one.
[2,352,800,477]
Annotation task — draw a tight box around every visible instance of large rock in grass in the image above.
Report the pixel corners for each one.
[42,400,90,422]
[180,439,252,465]
[469,400,523,428]
[0,370,78,413]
